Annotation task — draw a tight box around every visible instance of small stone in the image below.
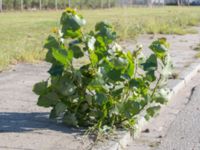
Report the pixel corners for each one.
[142,128,150,133]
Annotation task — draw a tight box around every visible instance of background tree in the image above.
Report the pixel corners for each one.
[0,0,2,12]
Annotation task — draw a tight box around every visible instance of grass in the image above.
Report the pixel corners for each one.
[0,6,200,70]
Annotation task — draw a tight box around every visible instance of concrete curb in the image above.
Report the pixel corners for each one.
[96,60,200,150]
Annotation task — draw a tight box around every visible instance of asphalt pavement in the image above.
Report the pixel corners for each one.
[157,85,200,150]
[127,73,200,150]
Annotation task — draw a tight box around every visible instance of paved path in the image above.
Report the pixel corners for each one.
[0,63,91,150]
[126,72,200,150]
[157,85,200,150]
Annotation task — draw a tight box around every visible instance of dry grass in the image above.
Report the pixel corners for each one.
[0,6,200,70]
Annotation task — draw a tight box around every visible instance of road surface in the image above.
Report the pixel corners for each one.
[127,72,200,150]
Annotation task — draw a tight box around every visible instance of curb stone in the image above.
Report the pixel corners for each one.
[94,60,200,150]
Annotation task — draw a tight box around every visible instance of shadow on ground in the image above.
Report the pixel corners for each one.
[0,112,83,134]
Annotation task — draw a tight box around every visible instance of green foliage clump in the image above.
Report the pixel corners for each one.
[33,8,173,133]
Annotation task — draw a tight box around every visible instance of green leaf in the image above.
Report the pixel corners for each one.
[60,12,86,38]
[37,92,59,107]
[89,51,98,66]
[146,106,161,117]
[142,54,157,72]
[107,69,122,81]
[149,38,169,59]
[95,21,117,44]
[111,85,123,97]
[33,81,48,95]
[55,77,76,96]
[49,107,57,119]
[87,75,107,92]
[45,50,56,63]
[48,64,64,76]
[146,70,156,82]
[52,48,72,66]
[70,45,84,59]
[95,22,112,31]
[63,112,78,127]
[123,101,141,118]
[61,13,86,31]
[55,102,67,116]
[95,92,108,105]
[110,57,128,70]
[154,88,169,104]
[44,36,59,50]
[161,55,173,78]
[125,58,134,78]
[64,29,82,39]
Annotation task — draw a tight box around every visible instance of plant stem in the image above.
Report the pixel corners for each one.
[151,75,162,98]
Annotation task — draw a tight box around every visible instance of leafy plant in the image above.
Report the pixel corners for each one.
[33,8,173,134]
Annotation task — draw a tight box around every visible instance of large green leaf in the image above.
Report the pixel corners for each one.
[33,81,48,95]
[161,55,173,78]
[52,48,73,66]
[44,35,59,50]
[55,102,67,116]
[95,21,117,44]
[55,77,76,96]
[70,45,84,59]
[142,54,157,72]
[37,92,59,107]
[123,101,141,118]
[45,50,56,63]
[48,64,64,76]
[49,107,57,119]
[60,12,86,39]
[61,13,86,31]
[87,75,107,92]
[63,112,78,127]
[95,22,112,31]
[107,69,122,81]
[149,38,169,59]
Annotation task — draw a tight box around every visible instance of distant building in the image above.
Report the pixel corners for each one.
[129,0,200,5]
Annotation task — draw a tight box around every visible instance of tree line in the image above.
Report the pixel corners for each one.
[0,0,135,11]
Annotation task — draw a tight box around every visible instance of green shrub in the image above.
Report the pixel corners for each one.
[33,8,173,133]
